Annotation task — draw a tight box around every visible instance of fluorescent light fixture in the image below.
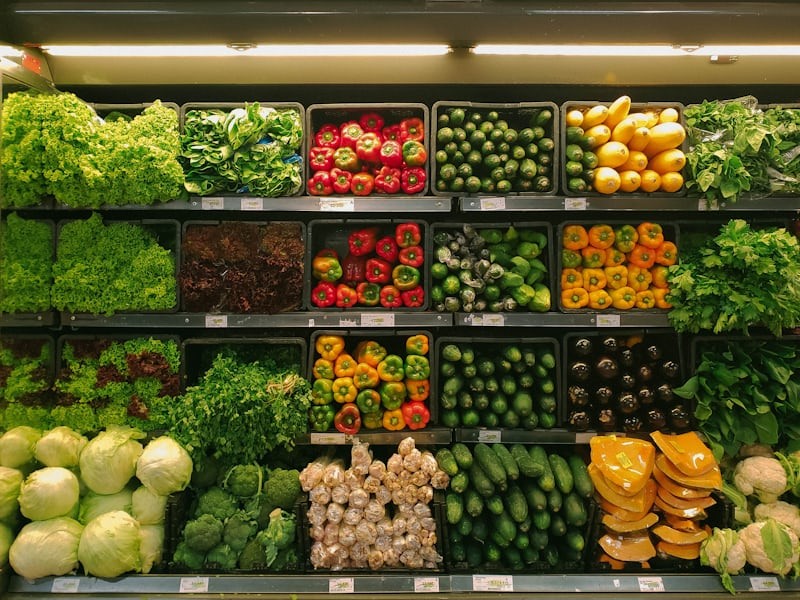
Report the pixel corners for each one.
[473,44,800,57]
[41,44,451,57]
[692,45,800,56]
[0,45,24,58]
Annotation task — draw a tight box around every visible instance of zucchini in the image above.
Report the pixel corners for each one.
[451,443,474,470]
[549,513,567,538]
[504,483,529,523]
[549,453,575,494]
[469,462,496,498]
[484,540,503,562]
[511,444,543,478]
[563,491,588,527]
[441,343,463,362]
[450,471,470,494]
[435,448,459,477]
[567,454,594,498]
[448,526,463,547]
[537,349,557,370]
[529,445,555,491]
[531,509,551,531]
[521,480,547,511]
[491,529,511,548]
[559,545,583,563]
[464,488,485,517]
[485,495,505,516]
[491,443,520,480]
[503,546,524,570]
[542,544,560,567]
[547,487,563,513]
[474,443,508,490]
[446,491,464,524]
[513,531,531,551]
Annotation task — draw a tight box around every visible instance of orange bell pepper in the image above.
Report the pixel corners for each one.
[334,353,357,377]
[604,248,626,267]
[563,225,589,250]
[604,265,628,290]
[382,408,406,431]
[610,286,636,310]
[582,268,607,292]
[588,224,616,249]
[562,287,590,309]
[635,290,656,310]
[627,266,653,292]
[353,363,380,390]
[355,340,387,367]
[655,241,678,266]
[581,246,607,268]
[332,377,358,403]
[636,222,665,249]
[316,335,345,361]
[652,287,673,309]
[627,244,656,269]
[650,265,669,289]
[407,379,430,402]
[588,289,612,310]
[561,268,583,290]
[312,358,335,380]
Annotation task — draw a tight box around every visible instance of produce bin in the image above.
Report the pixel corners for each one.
[305,103,430,196]
[306,219,430,311]
[561,329,686,434]
[560,100,687,197]
[180,101,305,197]
[431,101,559,197]
[434,336,561,430]
[308,329,435,432]
[556,220,679,314]
[180,220,306,313]
[0,335,55,429]
[430,221,554,314]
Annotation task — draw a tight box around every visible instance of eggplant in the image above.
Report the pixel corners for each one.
[637,387,655,407]
[572,337,593,357]
[623,414,643,433]
[600,336,620,354]
[645,408,667,430]
[618,347,635,369]
[670,405,692,431]
[645,344,663,362]
[597,409,617,432]
[617,392,639,415]
[568,410,592,431]
[661,360,681,380]
[569,361,591,382]
[655,383,675,404]
[619,373,637,390]
[594,385,614,406]
[595,356,619,380]
[636,364,654,383]
[568,385,590,407]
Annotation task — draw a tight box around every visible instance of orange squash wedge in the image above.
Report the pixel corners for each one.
[654,495,707,519]
[657,486,717,511]
[655,454,722,490]
[602,511,659,534]
[652,524,709,545]
[599,552,627,570]
[656,540,701,560]
[599,532,656,563]
[652,462,712,499]
[599,498,653,523]
[651,431,717,477]
[590,436,656,494]
[589,464,658,513]
[663,514,702,532]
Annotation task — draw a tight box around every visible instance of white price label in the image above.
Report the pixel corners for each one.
[596,314,621,328]
[329,578,355,593]
[180,577,209,593]
[575,432,597,444]
[480,197,506,211]
[414,577,440,593]
[240,197,263,211]
[51,578,80,593]
[201,197,224,210]
[564,197,587,210]
[204,314,228,328]
[482,314,505,327]
[309,433,347,445]
[478,429,502,443]
[339,318,358,327]
[613,579,621,589]
[319,197,355,212]
[750,577,780,592]
[469,314,483,326]
[308,318,315,327]
[638,577,665,592]
[361,313,395,327]
[472,575,513,592]
[698,198,721,211]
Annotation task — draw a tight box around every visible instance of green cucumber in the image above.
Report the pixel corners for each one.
[567,454,594,499]
[549,453,575,494]
[492,443,520,480]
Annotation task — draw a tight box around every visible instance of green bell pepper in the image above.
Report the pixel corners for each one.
[500,272,524,289]
[309,405,335,432]
[510,256,531,278]
[380,381,407,410]
[529,283,551,312]
[377,355,406,382]
[312,378,334,405]
[356,389,382,414]
[561,249,582,269]
[392,265,421,291]
[363,409,385,430]
[520,230,548,248]
[511,283,536,307]
[404,355,431,381]
[517,241,541,260]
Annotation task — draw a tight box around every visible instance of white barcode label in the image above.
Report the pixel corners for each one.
[414,577,439,593]
[51,579,80,593]
[319,197,355,212]
[478,430,502,443]
[750,576,780,592]
[180,577,209,593]
[329,578,354,593]
[310,433,347,445]
[339,318,358,327]
[201,197,224,210]
[240,197,263,211]
[596,314,621,327]
[480,197,506,211]
[473,575,513,592]
[204,314,228,328]
[638,577,665,592]
[564,197,587,210]
[482,314,505,327]
[361,313,395,327]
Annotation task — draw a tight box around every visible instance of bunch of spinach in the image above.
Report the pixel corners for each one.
[675,339,800,460]
[667,219,800,335]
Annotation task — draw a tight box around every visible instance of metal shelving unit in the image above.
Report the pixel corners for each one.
[460,195,800,212]
[455,312,671,328]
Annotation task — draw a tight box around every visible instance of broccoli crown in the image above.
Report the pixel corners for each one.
[183,513,224,553]
[222,464,263,498]
[238,538,267,570]
[256,508,297,566]
[195,486,238,521]
[257,468,301,527]
[173,540,206,570]
[205,543,239,570]
[223,510,259,552]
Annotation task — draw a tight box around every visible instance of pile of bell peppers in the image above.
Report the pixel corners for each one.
[309,333,433,434]
[310,223,426,309]
[307,111,428,196]
[560,222,678,311]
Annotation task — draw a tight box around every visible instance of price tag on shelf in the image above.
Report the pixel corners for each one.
[361,313,395,327]
[319,197,355,212]
[477,429,502,443]
[180,577,209,593]
[204,314,228,328]
[479,196,506,211]
[414,577,440,593]
[240,197,263,211]
[339,318,358,327]
[472,575,513,592]
[310,433,347,445]
[329,578,354,593]
[201,197,224,210]
[750,577,780,592]
[482,314,505,327]
[308,318,315,327]
[697,198,721,211]
[51,578,80,593]
[637,576,665,592]
[564,197,587,210]
[575,432,597,444]
[596,314,621,328]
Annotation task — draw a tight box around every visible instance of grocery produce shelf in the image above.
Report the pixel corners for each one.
[296,427,453,446]
[455,312,671,328]
[0,312,56,327]
[455,428,604,445]
[459,195,800,212]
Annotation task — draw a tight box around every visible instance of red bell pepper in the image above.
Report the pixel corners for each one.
[356,282,380,306]
[356,132,382,163]
[315,124,341,149]
[340,121,364,149]
[399,117,425,143]
[380,285,403,308]
[341,253,367,286]
[310,281,337,308]
[375,166,401,194]
[366,257,392,284]
[308,171,333,196]
[382,124,401,142]
[401,401,430,430]
[348,227,380,257]
[309,146,335,172]
[333,147,361,172]
[379,140,403,168]
[401,167,426,194]
[335,283,358,309]
[359,112,385,134]
[351,172,375,196]
[375,236,398,262]
[398,245,424,268]
[395,222,422,248]
[330,168,353,194]
[334,404,361,435]
[402,140,427,167]
[401,285,425,308]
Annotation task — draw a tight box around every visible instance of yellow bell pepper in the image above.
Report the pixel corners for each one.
[316,335,345,361]
[312,358,335,380]
[561,287,589,309]
[334,353,357,378]
[635,290,656,310]
[382,408,406,431]
[332,377,357,403]
[561,268,583,290]
[652,287,672,309]
[604,265,628,290]
[588,289,612,310]
[627,266,653,292]
[582,268,607,292]
[610,286,636,310]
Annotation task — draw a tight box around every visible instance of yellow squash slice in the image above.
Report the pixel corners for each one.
[656,540,701,560]
[652,524,709,545]
[590,436,656,494]
[656,486,717,511]
[651,431,717,477]
[654,495,707,519]
[599,498,653,523]
[589,464,657,514]
[602,511,659,534]
[652,462,712,499]
[655,454,722,490]
[599,532,656,563]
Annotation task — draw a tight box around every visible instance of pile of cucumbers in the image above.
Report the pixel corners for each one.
[438,341,559,429]
[433,105,556,195]
[438,442,594,570]
[563,126,601,194]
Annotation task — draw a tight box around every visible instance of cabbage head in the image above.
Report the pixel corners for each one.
[136,436,192,496]
[139,524,164,574]
[0,522,13,564]
[131,485,167,525]
[79,426,144,495]
[0,466,23,520]
[0,426,41,468]
[34,426,88,468]
[19,467,80,521]
[9,517,83,581]
[78,488,133,525]
[78,510,141,578]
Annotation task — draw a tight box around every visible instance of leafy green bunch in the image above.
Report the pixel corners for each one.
[0,213,53,313]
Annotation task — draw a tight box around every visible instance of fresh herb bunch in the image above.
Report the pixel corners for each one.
[51,213,177,315]
[667,219,800,335]
[0,213,53,313]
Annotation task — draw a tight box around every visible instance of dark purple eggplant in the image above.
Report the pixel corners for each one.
[637,387,655,407]
[572,338,593,357]
[594,386,614,406]
[644,344,663,362]
[636,364,654,384]
[595,356,619,380]
[623,414,643,433]
[661,360,681,380]
[568,410,592,431]
[597,409,617,432]
[568,385,590,407]
[646,408,667,430]
[617,392,639,415]
[655,383,675,404]
[601,336,620,354]
[618,347,635,369]
[569,361,591,382]
[670,405,692,431]
[619,373,637,391]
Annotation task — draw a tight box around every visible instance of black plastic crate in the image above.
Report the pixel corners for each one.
[305,219,431,311]
[561,329,687,435]
[430,101,559,197]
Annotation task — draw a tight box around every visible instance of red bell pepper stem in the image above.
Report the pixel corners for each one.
[334,404,361,435]
[309,146,335,171]
[375,236,398,263]
[366,258,392,284]
[308,171,334,196]
[375,166,402,194]
[330,168,353,194]
[311,281,337,308]
[315,124,341,149]
[401,167,426,194]
[399,117,425,143]
[359,112,385,134]
[379,140,403,168]
[400,285,425,308]
[335,283,358,309]
[355,132,383,163]
[340,121,364,149]
[395,222,422,248]
[351,172,375,196]
[379,285,403,308]
[398,246,424,267]
[348,227,380,257]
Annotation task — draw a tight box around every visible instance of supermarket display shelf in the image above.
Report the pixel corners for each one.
[455,428,607,444]
[455,312,670,328]
[296,427,453,446]
[0,312,56,327]
[459,195,800,212]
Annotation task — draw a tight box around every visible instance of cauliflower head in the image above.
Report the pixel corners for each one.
[700,527,747,594]
[734,456,788,504]
[754,501,800,538]
[739,518,800,576]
